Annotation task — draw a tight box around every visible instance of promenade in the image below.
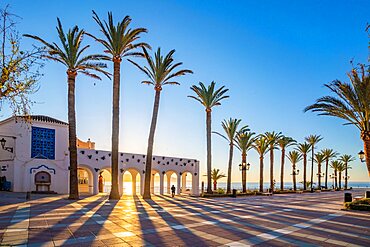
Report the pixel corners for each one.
[0,189,369,246]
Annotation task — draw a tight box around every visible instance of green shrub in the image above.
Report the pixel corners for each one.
[344,198,370,211]
[217,188,225,194]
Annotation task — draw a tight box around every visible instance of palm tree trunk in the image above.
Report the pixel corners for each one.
[143,88,161,199]
[206,109,212,194]
[293,163,296,191]
[259,156,263,192]
[363,135,370,177]
[213,181,217,191]
[303,154,307,190]
[280,148,285,191]
[110,59,121,200]
[310,147,314,192]
[242,151,246,193]
[318,163,321,189]
[67,71,79,200]
[338,171,342,190]
[270,147,274,192]
[344,162,348,189]
[334,170,338,189]
[325,159,329,189]
[226,143,233,194]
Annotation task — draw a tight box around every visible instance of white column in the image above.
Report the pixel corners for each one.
[93,172,99,195]
[176,173,181,195]
[159,173,164,195]
[167,174,171,194]
[181,173,187,193]
[192,172,200,196]
[141,173,145,195]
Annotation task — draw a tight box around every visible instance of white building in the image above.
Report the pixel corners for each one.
[0,115,200,196]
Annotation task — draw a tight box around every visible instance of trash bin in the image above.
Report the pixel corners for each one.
[232,189,237,198]
[366,191,370,199]
[344,192,352,203]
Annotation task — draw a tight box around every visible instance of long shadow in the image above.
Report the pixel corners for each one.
[157,195,304,243]
[26,194,112,245]
[141,196,209,246]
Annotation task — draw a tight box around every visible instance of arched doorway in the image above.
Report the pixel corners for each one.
[151,171,160,194]
[78,167,93,194]
[181,172,193,194]
[100,168,111,193]
[164,171,179,195]
[122,169,141,195]
[34,171,51,192]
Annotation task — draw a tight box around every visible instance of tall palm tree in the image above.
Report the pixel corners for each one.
[321,149,338,189]
[253,135,270,192]
[330,160,343,189]
[337,162,346,190]
[210,168,226,191]
[234,129,255,193]
[264,131,283,192]
[296,142,311,190]
[278,136,296,190]
[287,151,302,191]
[89,11,149,199]
[339,154,355,189]
[24,19,110,200]
[314,152,326,189]
[213,119,249,193]
[129,47,192,199]
[305,135,323,192]
[305,65,370,177]
[189,82,229,193]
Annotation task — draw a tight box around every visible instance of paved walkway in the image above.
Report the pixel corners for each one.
[0,189,369,246]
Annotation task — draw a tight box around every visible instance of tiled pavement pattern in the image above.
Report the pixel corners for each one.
[0,189,369,246]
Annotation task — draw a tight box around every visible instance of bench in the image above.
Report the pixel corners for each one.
[353,196,363,201]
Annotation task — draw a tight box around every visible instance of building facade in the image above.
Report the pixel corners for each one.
[0,115,200,196]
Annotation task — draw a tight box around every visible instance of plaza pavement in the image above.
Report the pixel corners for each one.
[0,189,369,247]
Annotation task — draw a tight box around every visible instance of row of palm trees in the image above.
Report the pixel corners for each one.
[25,12,193,200]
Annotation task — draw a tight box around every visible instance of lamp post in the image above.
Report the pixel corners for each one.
[0,138,13,153]
[291,169,299,191]
[239,162,250,193]
[358,150,365,162]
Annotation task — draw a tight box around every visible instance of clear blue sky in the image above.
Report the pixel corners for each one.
[2,0,369,183]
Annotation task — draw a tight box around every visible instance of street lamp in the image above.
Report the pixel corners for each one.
[239,162,250,193]
[0,138,13,153]
[291,169,300,176]
[358,150,365,162]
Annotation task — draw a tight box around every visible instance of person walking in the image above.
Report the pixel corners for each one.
[171,185,176,198]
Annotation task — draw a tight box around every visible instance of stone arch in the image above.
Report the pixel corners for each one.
[122,168,141,195]
[164,170,180,195]
[150,169,160,194]
[77,165,94,194]
[99,167,111,193]
[181,171,193,194]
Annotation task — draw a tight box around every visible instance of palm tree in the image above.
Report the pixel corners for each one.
[278,136,296,190]
[89,11,149,199]
[24,19,110,200]
[314,152,326,189]
[305,65,370,177]
[206,169,226,191]
[213,119,249,194]
[321,149,338,189]
[253,135,270,192]
[339,154,355,189]
[296,142,311,190]
[305,135,323,192]
[337,162,346,190]
[264,131,283,192]
[234,129,255,193]
[287,151,302,191]
[330,160,343,189]
[129,47,192,199]
[189,82,229,193]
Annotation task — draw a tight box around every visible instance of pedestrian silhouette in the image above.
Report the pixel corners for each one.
[171,185,176,197]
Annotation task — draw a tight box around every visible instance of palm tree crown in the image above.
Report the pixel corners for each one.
[287,151,302,164]
[235,130,256,154]
[305,65,370,176]
[89,11,150,60]
[129,47,193,89]
[189,81,229,111]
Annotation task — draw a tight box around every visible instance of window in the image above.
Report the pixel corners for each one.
[31,127,55,159]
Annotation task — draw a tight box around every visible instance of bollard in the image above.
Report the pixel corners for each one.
[344,192,352,203]
[232,189,237,198]
[25,191,31,200]
[366,191,370,199]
